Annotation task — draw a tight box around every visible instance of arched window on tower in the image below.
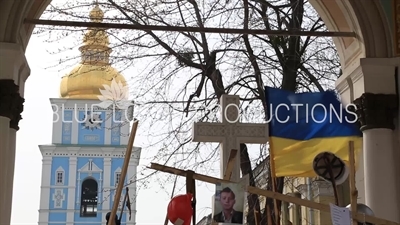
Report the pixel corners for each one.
[80,178,98,217]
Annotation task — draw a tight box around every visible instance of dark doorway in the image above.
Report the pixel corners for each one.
[80,178,98,217]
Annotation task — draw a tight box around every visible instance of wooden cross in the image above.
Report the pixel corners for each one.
[192,94,269,182]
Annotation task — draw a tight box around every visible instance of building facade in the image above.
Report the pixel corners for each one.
[37,5,141,225]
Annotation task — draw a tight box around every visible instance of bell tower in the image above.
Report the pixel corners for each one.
[37,4,141,225]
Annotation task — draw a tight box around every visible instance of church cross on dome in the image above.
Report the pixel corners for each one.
[79,3,110,66]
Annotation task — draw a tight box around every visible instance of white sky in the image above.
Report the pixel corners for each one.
[10,27,218,225]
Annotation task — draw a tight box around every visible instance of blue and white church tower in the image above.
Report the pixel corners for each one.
[38,4,141,225]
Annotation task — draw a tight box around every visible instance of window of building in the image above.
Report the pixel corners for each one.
[55,167,65,185]
[115,172,121,186]
[56,172,64,185]
[80,178,98,217]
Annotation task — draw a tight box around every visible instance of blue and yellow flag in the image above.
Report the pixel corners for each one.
[265,87,362,177]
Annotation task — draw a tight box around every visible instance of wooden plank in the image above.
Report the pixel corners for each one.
[349,141,358,225]
[186,170,196,225]
[149,163,234,184]
[24,19,357,37]
[149,163,400,225]
[108,121,139,225]
[223,149,238,180]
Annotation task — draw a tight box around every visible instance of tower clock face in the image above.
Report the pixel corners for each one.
[81,112,102,130]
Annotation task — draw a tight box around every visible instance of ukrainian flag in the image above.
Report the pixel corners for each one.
[265,87,362,177]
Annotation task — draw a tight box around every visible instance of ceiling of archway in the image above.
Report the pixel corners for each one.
[22,0,398,56]
[380,0,394,33]
[26,0,394,35]
[319,0,353,48]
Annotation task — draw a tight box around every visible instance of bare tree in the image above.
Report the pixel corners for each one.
[35,0,340,224]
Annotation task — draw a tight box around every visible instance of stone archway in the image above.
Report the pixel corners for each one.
[0,0,399,224]
[0,0,395,64]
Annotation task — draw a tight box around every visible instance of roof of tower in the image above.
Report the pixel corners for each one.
[59,4,127,100]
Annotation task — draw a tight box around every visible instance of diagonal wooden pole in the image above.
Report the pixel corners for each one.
[108,120,139,225]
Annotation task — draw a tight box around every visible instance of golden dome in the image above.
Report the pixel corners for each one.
[60,4,127,100]
[60,64,127,99]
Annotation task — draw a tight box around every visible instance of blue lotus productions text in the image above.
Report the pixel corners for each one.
[269,103,358,124]
[51,103,133,123]
[195,103,358,124]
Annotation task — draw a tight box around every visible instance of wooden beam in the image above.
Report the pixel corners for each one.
[148,163,400,225]
[24,19,357,37]
[223,149,238,180]
[149,163,233,184]
[349,141,358,225]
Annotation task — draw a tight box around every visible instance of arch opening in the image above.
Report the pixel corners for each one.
[80,178,98,217]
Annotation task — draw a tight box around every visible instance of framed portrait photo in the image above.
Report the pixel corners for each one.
[212,182,246,224]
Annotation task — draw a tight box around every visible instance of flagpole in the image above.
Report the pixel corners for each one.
[265,87,280,225]
[108,120,139,225]
[268,142,281,225]
[348,141,358,225]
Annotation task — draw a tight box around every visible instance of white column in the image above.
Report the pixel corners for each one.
[120,116,130,145]
[71,113,79,144]
[98,172,103,214]
[102,156,112,223]
[76,172,81,205]
[4,129,17,225]
[363,129,400,222]
[0,117,11,225]
[0,42,29,225]
[6,61,29,224]
[105,111,112,145]
[338,58,400,222]
[355,59,400,223]
[38,156,52,224]
[66,156,77,224]
[126,161,137,225]
[51,103,63,144]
